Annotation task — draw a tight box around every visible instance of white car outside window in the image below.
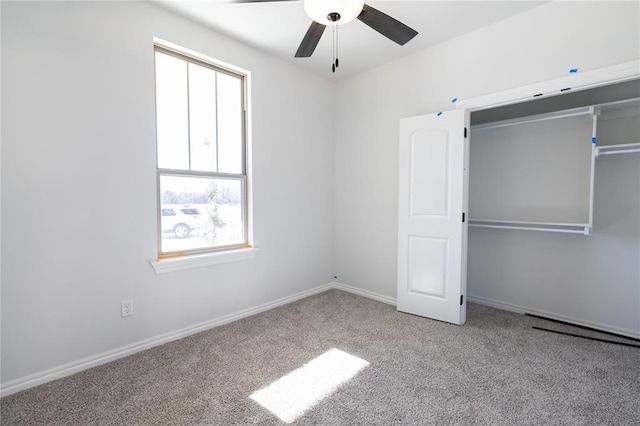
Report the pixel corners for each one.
[160,205,202,238]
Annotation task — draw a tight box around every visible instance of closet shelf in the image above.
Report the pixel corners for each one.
[471,106,591,132]
[595,143,640,156]
[468,219,591,235]
[472,97,640,133]
[468,96,637,236]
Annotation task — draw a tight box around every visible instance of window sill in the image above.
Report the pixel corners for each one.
[150,247,259,274]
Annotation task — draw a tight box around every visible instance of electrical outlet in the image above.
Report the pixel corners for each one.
[121,300,133,317]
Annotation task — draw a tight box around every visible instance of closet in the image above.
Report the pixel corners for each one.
[469,80,640,235]
[397,69,640,337]
[466,79,640,337]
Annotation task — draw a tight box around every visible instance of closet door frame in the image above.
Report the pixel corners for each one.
[457,61,639,113]
[457,60,639,324]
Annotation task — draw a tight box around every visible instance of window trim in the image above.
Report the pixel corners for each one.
[150,247,259,274]
[153,38,253,262]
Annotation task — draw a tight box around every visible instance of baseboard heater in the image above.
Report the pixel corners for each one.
[526,313,640,349]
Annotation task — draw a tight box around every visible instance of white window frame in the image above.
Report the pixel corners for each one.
[150,39,256,273]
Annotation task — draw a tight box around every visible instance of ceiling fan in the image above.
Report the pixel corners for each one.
[232,0,418,71]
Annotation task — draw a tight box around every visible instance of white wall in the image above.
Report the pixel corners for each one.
[1,1,334,385]
[2,0,639,393]
[333,2,639,334]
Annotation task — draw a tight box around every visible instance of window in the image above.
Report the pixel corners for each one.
[154,46,248,256]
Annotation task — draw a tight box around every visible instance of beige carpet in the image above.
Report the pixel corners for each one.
[2,289,639,425]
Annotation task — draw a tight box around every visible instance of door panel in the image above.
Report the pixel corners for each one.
[408,236,448,298]
[410,130,449,216]
[397,110,469,325]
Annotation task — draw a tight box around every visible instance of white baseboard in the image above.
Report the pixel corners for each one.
[331,282,397,306]
[467,293,640,340]
[0,282,333,398]
[10,285,632,398]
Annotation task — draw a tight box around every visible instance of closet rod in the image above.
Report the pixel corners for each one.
[469,219,589,227]
[469,223,589,235]
[596,143,640,156]
[599,149,640,155]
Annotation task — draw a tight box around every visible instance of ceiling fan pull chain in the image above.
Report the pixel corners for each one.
[335,23,339,69]
[332,23,336,73]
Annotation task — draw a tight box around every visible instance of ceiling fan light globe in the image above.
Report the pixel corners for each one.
[304,0,364,26]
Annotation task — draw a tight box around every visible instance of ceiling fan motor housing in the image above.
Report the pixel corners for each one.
[304,0,364,25]
[328,12,341,22]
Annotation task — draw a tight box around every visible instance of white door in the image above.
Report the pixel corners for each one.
[397,110,469,325]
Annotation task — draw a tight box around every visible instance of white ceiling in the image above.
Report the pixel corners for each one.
[155,0,546,80]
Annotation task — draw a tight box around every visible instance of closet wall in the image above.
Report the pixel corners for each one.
[469,112,594,228]
[467,91,640,337]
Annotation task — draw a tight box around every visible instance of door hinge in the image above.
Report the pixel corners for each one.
[464,127,467,138]
[460,295,464,306]
[462,212,466,223]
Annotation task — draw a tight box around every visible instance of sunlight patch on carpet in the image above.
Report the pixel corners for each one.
[250,348,369,423]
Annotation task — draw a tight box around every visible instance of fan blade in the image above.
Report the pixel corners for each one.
[357,4,418,46]
[295,21,326,58]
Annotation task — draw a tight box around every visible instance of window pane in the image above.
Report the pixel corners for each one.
[154,47,247,256]
[155,52,189,169]
[217,72,243,174]
[159,175,244,253]
[189,63,217,172]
